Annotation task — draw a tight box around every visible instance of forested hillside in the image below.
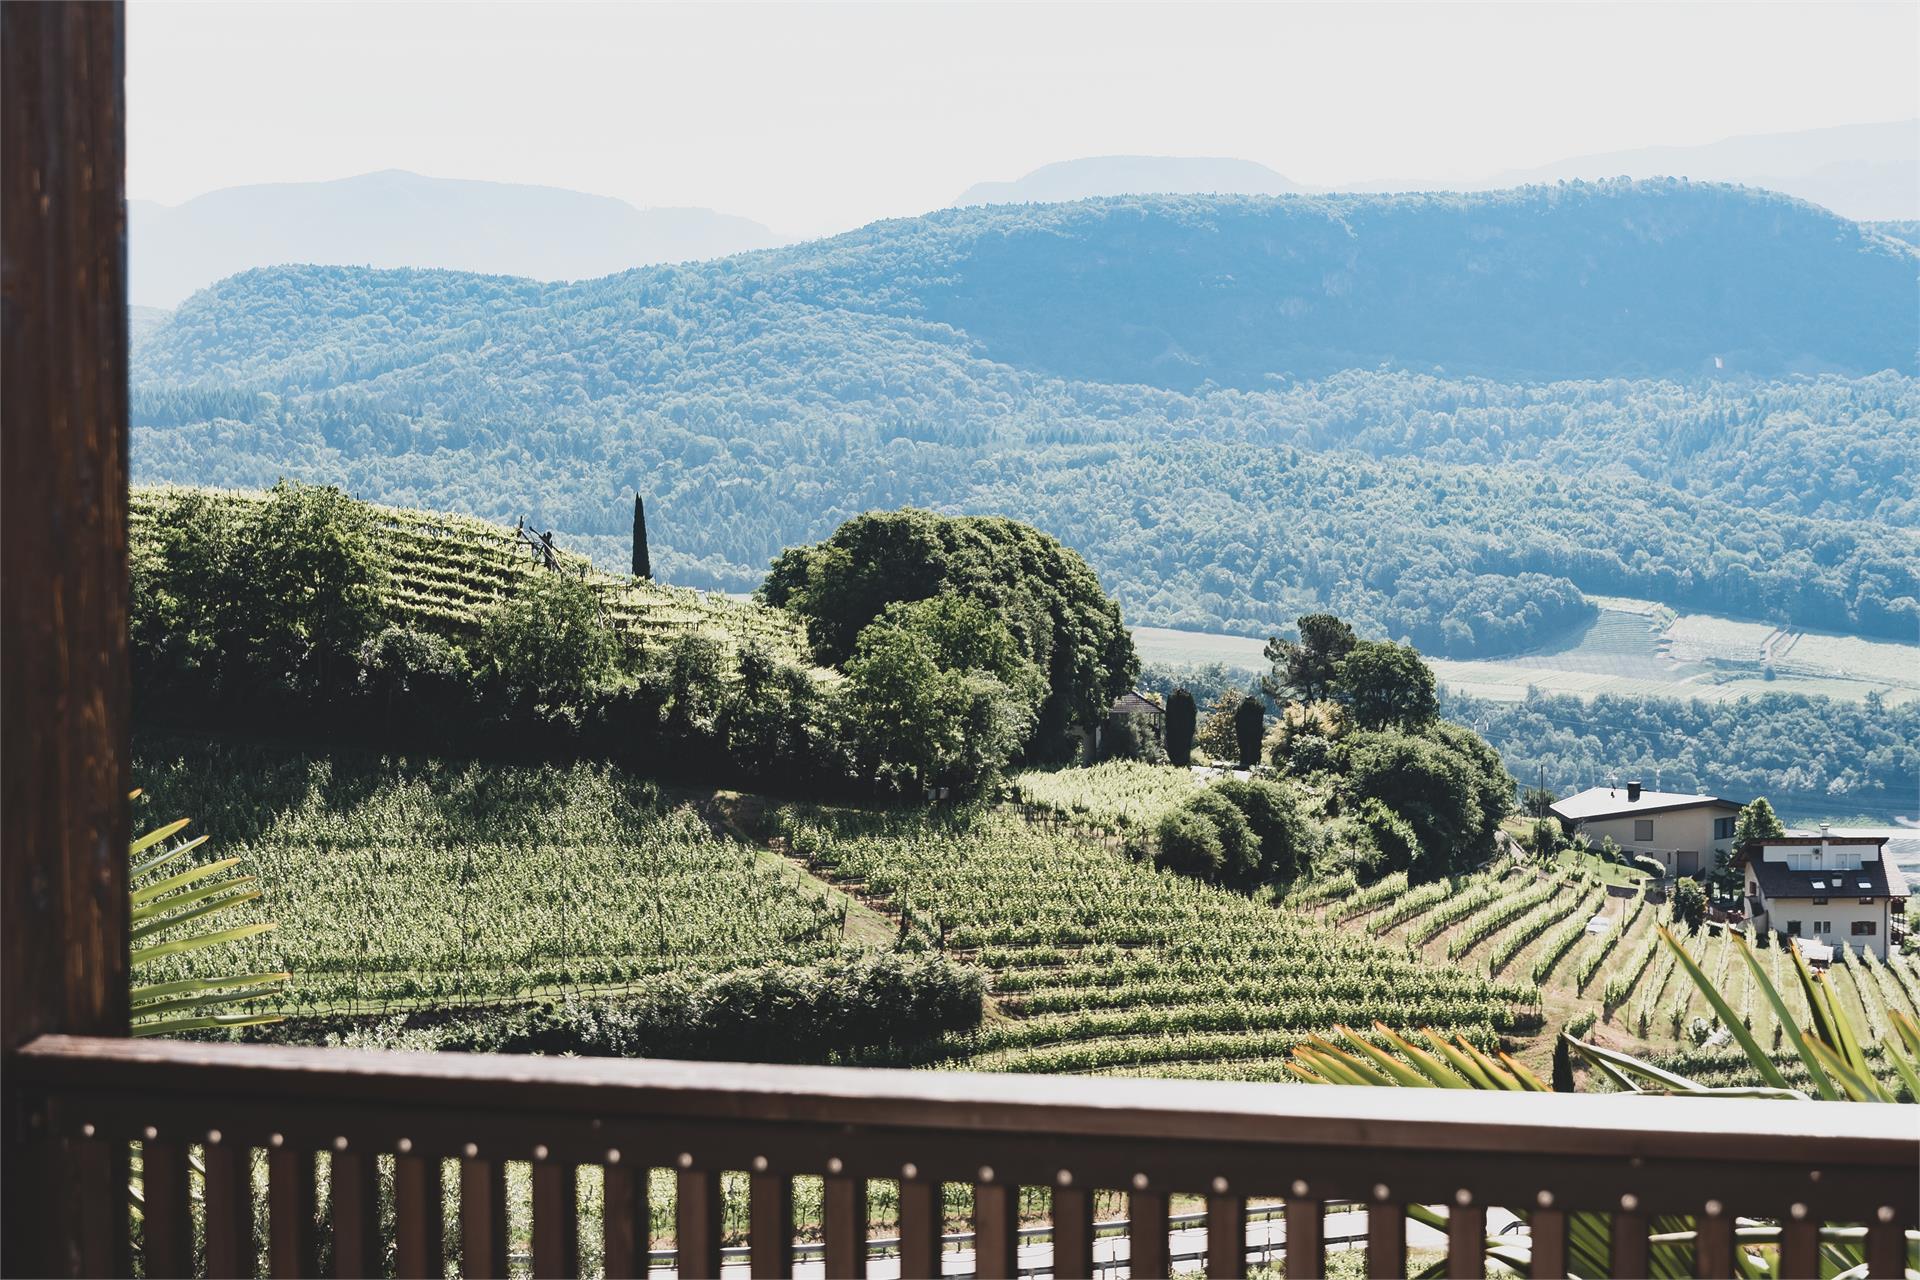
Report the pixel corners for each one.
[130,182,1920,656]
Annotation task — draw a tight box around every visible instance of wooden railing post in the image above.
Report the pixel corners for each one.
[1,2,132,1277]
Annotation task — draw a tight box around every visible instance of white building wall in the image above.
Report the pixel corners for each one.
[1576,806,1734,874]
[1747,895,1892,959]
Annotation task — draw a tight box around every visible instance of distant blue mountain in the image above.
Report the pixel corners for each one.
[958,156,1306,206]
[129,181,1919,653]
[130,169,783,308]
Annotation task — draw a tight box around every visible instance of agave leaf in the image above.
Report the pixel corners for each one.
[1421,1029,1507,1090]
[131,921,275,966]
[129,817,192,858]
[130,855,244,907]
[1802,1037,1892,1104]
[1662,928,1792,1091]
[132,1010,283,1038]
[131,986,286,1020]
[130,834,209,883]
[1372,1022,1472,1087]
[1455,1036,1529,1091]
[1496,1049,1553,1092]
[1567,1035,1731,1095]
[131,971,293,1005]
[131,886,263,942]
[131,877,257,934]
[1333,1025,1434,1088]
[1295,1034,1398,1086]
[1881,1033,1920,1104]
[1737,937,1841,1101]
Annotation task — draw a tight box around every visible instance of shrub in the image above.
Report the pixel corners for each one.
[1671,876,1707,932]
[1185,790,1258,885]
[1212,777,1306,882]
[1155,806,1224,879]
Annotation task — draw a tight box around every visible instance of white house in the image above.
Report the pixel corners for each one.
[1549,782,1743,876]
[1740,828,1907,960]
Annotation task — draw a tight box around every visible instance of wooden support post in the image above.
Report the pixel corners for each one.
[1,4,132,1276]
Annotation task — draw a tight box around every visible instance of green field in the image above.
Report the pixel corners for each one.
[1136,598,1920,707]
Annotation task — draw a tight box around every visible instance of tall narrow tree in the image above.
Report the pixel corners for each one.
[1233,696,1265,769]
[632,492,652,580]
[1166,687,1197,767]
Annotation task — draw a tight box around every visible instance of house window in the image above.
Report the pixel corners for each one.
[1713,816,1736,840]
[1634,819,1654,842]
[1786,920,1801,935]
[1812,897,1828,905]
[1860,897,1874,905]
[1852,921,1877,937]
[1815,920,1831,934]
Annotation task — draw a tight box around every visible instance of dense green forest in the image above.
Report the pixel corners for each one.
[130,182,1919,656]
[1441,689,1920,821]
[1142,661,1920,822]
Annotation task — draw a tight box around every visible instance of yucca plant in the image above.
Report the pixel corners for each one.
[1289,927,1919,1277]
[129,791,287,1037]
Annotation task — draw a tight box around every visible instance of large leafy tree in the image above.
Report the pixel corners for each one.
[1262,613,1357,705]
[1344,721,1513,876]
[760,510,1136,759]
[475,572,616,710]
[1332,639,1438,730]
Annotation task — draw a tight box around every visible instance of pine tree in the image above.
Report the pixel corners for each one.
[631,493,652,580]
[1166,688,1197,767]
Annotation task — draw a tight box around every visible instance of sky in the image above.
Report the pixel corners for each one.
[129,1,1920,238]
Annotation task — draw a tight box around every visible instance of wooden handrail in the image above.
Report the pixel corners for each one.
[12,1034,1918,1278]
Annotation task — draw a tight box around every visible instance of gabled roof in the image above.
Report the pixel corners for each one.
[1748,856,1902,902]
[1549,787,1742,823]
[1110,690,1164,716]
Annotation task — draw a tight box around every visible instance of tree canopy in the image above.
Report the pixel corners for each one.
[760,509,1137,758]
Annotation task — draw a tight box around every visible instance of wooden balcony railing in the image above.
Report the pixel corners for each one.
[11,1034,1917,1279]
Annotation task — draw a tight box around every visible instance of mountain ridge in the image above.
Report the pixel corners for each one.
[130,168,786,308]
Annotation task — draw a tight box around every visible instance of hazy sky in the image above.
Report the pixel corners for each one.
[129,1,1919,237]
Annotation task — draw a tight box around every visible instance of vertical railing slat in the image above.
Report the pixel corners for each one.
[143,1140,193,1280]
[1129,1190,1170,1280]
[204,1140,256,1280]
[1366,1202,1406,1280]
[1050,1184,1093,1280]
[1206,1193,1246,1279]
[676,1168,723,1280]
[897,1176,942,1280]
[1610,1209,1649,1280]
[822,1172,867,1279]
[972,1181,1016,1280]
[329,1151,381,1280]
[531,1161,580,1279]
[394,1153,444,1280]
[1283,1197,1322,1280]
[749,1170,794,1279]
[1528,1208,1568,1280]
[602,1163,648,1280]
[1447,1203,1487,1280]
[269,1146,318,1278]
[67,1136,133,1280]
[1694,1208,1734,1279]
[459,1157,507,1279]
[1867,1219,1905,1279]
[1780,1216,1819,1280]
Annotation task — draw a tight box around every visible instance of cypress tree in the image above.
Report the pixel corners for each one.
[1552,1032,1575,1093]
[1233,695,1264,769]
[1166,688,1197,767]
[631,493,652,580]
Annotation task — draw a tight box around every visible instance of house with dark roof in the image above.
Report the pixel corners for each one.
[1740,828,1907,959]
[1548,782,1743,877]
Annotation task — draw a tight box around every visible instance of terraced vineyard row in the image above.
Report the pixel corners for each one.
[782,807,1538,1077]
[131,484,814,664]
[134,739,856,1016]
